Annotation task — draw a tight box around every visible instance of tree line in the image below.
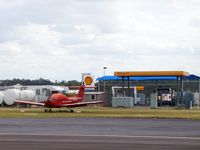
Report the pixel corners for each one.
[0,78,81,86]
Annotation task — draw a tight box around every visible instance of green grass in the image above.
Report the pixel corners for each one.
[0,106,200,120]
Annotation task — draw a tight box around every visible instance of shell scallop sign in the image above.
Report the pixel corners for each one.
[82,73,95,87]
[84,76,93,85]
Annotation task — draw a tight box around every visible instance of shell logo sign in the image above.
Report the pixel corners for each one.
[84,76,93,86]
[82,73,95,87]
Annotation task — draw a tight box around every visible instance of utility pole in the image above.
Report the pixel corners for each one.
[103,66,107,92]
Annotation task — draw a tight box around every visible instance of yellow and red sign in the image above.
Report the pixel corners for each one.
[84,76,93,86]
[82,73,95,87]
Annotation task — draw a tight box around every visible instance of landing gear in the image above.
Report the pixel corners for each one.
[67,108,74,113]
[44,107,74,113]
[44,108,52,112]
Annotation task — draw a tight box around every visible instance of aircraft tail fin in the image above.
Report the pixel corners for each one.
[77,86,85,99]
[75,86,96,102]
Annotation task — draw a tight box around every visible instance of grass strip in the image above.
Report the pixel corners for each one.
[0,107,200,120]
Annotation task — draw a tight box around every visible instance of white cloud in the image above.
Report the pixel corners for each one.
[0,0,200,81]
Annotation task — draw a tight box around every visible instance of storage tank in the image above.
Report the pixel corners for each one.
[20,90,36,101]
[0,91,4,105]
[3,89,21,105]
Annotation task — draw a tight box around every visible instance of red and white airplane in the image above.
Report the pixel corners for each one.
[15,86,103,112]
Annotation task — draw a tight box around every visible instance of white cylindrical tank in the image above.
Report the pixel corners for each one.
[3,89,21,105]
[0,91,4,104]
[20,90,36,101]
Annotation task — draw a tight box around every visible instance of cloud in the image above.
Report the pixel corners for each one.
[0,0,200,81]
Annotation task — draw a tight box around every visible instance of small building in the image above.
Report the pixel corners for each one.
[97,71,200,108]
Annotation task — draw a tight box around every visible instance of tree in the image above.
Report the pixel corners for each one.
[66,80,81,86]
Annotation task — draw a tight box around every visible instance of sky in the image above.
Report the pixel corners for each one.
[0,0,200,82]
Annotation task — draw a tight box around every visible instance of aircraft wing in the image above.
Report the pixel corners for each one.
[14,100,45,106]
[61,100,104,107]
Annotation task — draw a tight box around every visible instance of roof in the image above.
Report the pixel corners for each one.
[96,76,177,81]
[114,71,189,77]
[97,75,200,81]
[186,74,200,80]
[85,92,104,95]
[50,86,66,91]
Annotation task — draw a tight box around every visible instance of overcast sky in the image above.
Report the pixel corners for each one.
[0,0,200,81]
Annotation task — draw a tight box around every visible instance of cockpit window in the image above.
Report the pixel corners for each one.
[47,98,54,101]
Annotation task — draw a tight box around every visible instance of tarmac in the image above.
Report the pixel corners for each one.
[0,118,200,150]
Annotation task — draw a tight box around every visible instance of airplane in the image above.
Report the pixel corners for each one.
[14,86,103,112]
